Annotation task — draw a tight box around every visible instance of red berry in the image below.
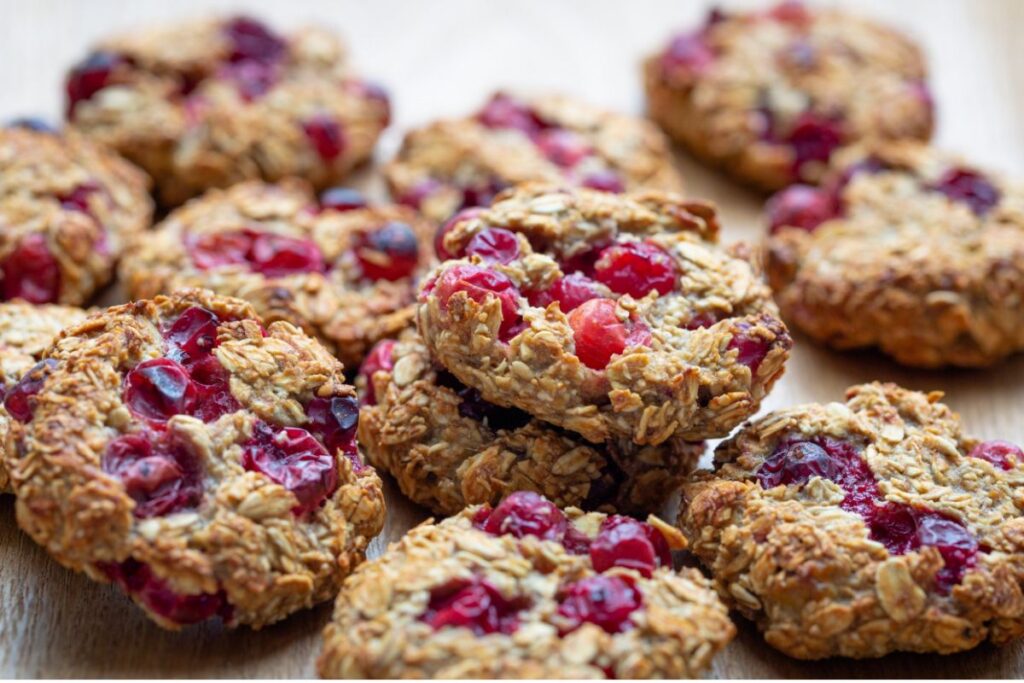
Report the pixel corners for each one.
[967,440,1020,470]
[593,241,676,298]
[535,128,592,167]
[767,0,811,24]
[434,208,483,260]
[786,112,844,176]
[164,306,220,364]
[661,33,715,74]
[187,356,241,423]
[765,185,835,234]
[527,272,603,312]
[186,231,252,270]
[567,298,631,370]
[358,339,397,406]
[580,170,625,193]
[66,52,123,116]
[223,16,286,64]
[104,560,230,626]
[102,432,203,518]
[433,265,521,341]
[589,516,671,578]
[2,233,61,303]
[460,179,507,211]
[916,512,979,593]
[355,222,420,281]
[319,187,368,212]
[302,115,346,161]
[3,359,57,422]
[221,59,279,101]
[59,182,99,215]
[305,395,359,460]
[477,93,545,137]
[931,168,1001,216]
[475,491,568,541]
[123,358,198,423]
[465,227,520,264]
[248,230,325,277]
[556,575,642,635]
[421,577,524,636]
[241,421,339,516]
[728,322,769,372]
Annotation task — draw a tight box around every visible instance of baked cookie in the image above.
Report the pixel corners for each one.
[0,301,88,491]
[65,15,390,206]
[5,290,385,629]
[0,125,152,305]
[680,382,1024,659]
[318,491,734,678]
[385,91,684,223]
[765,141,1024,367]
[417,184,792,446]
[355,331,704,516]
[120,180,434,369]
[644,1,933,191]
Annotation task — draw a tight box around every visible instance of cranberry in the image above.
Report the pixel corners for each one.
[589,516,671,578]
[568,298,650,370]
[242,421,339,515]
[358,339,396,406]
[593,241,676,298]
[685,312,719,330]
[302,115,346,161]
[319,187,368,212]
[104,559,230,625]
[421,577,525,636]
[866,502,919,555]
[465,228,520,264]
[917,512,979,593]
[123,358,198,423]
[661,33,715,74]
[460,180,507,211]
[187,357,241,423]
[455,385,531,432]
[2,233,61,303]
[3,359,57,422]
[248,230,325,276]
[562,526,594,555]
[477,93,545,137]
[786,112,844,177]
[765,185,835,233]
[967,440,1020,470]
[527,272,603,312]
[305,395,359,458]
[59,182,99,215]
[355,222,420,281]
[768,0,811,24]
[7,117,56,133]
[398,178,443,211]
[556,575,642,635]
[433,265,521,341]
[102,432,202,518]
[560,244,605,278]
[930,168,1001,216]
[164,306,220,364]
[66,52,123,115]
[757,440,841,487]
[186,231,252,270]
[475,491,568,541]
[434,208,483,260]
[536,129,592,167]
[581,170,625,193]
[223,16,286,64]
[728,323,769,373]
[221,60,279,101]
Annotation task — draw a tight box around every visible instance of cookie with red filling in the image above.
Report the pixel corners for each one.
[644,1,933,191]
[680,382,1024,659]
[4,290,384,629]
[385,91,683,223]
[0,126,152,305]
[766,141,1024,367]
[65,15,390,206]
[417,184,791,446]
[318,491,734,678]
[119,180,434,368]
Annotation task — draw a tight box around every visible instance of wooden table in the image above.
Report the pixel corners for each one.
[1,0,1022,677]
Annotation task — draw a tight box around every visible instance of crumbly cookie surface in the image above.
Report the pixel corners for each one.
[355,330,703,516]
[119,180,434,368]
[416,184,791,446]
[66,15,389,206]
[0,126,152,304]
[5,289,385,629]
[765,141,1024,367]
[385,92,684,223]
[644,1,932,191]
[318,491,734,678]
[679,382,1024,659]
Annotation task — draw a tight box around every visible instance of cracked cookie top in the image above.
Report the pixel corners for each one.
[355,330,703,516]
[0,125,152,305]
[5,289,384,629]
[385,91,684,223]
[416,184,791,446]
[318,491,734,678]
[679,382,1024,659]
[119,180,435,369]
[644,1,932,190]
[765,141,1024,367]
[65,15,390,206]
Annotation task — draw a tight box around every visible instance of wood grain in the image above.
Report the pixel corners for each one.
[1,0,1021,677]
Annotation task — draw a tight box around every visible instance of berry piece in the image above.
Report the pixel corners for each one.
[465,227,520,264]
[661,33,715,74]
[786,112,844,176]
[104,560,230,626]
[358,339,396,406]
[474,491,568,541]
[102,432,202,518]
[319,187,368,212]
[3,359,57,423]
[186,356,241,423]
[527,272,603,312]
[421,577,525,636]
[123,358,198,423]
[241,421,339,515]
[434,208,483,260]
[223,16,286,64]
[728,322,769,373]
[593,241,676,298]
[765,185,835,233]
[757,440,839,487]
[187,229,325,277]
[967,440,1020,470]
[535,128,592,167]
[589,516,672,578]
[2,233,61,303]
[302,115,346,161]
[305,395,360,460]
[477,93,545,137]
[916,512,979,593]
[164,306,220,364]
[580,169,625,193]
[556,575,642,635]
[931,168,1001,216]
[355,222,420,281]
[59,182,99,215]
[460,179,507,211]
[433,265,521,341]
[221,60,279,101]
[568,298,650,370]
[66,52,123,115]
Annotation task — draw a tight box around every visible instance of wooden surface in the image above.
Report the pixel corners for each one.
[1,0,1022,678]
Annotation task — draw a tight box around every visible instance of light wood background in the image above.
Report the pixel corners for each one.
[1,0,1022,678]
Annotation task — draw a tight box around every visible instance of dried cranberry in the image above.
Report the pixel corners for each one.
[568,298,650,370]
[319,187,368,212]
[355,222,420,281]
[765,185,835,233]
[3,359,57,422]
[433,265,521,341]
[967,440,1020,470]
[104,559,230,625]
[465,228,520,264]
[728,322,769,373]
[434,208,483,260]
[421,577,525,636]
[581,169,625,193]
[661,33,715,74]
[306,395,359,458]
[786,112,844,177]
[123,358,198,423]
[221,60,279,101]
[930,168,1001,216]
[59,182,99,215]
[536,128,592,167]
[560,244,605,278]
[248,230,325,276]
[527,272,602,312]
[757,440,841,487]
[477,93,546,137]
[223,16,286,64]
[917,512,979,593]
[302,115,346,161]
[164,306,220,364]
[475,491,568,541]
[241,421,339,515]
[593,241,676,298]
[562,526,593,555]
[358,339,396,406]
[102,432,202,518]
[866,502,920,556]
[187,356,241,423]
[2,233,61,303]
[556,575,642,635]
[589,516,671,578]
[66,51,123,115]
[186,231,252,270]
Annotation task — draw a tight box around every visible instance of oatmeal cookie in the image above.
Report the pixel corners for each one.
[65,15,390,206]
[0,125,152,304]
[385,91,684,223]
[5,289,385,629]
[416,184,792,446]
[318,491,734,678]
[0,301,88,491]
[765,141,1024,367]
[680,382,1024,659]
[644,1,933,191]
[119,180,434,368]
[355,331,704,516]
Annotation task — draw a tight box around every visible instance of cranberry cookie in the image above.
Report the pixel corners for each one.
[0,125,152,305]
[355,332,703,516]
[680,382,1024,659]
[5,290,385,629]
[385,92,684,223]
[417,184,792,446]
[766,141,1024,367]
[65,15,390,206]
[120,180,434,368]
[644,1,933,191]
[318,491,734,678]
[0,301,88,491]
